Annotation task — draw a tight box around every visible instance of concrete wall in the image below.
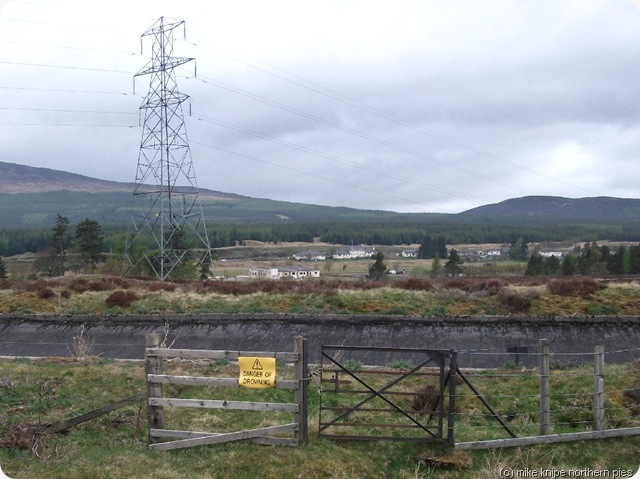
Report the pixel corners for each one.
[0,314,638,367]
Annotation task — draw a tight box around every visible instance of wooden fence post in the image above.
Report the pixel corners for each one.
[145,333,164,444]
[447,351,457,445]
[593,345,605,431]
[294,336,308,444]
[539,339,551,435]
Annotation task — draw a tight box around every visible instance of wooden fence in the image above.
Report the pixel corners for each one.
[144,334,308,451]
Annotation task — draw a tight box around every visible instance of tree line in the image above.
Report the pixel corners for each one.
[525,242,640,276]
[4,220,640,258]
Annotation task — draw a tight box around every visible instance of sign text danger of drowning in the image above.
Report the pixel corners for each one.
[238,356,276,389]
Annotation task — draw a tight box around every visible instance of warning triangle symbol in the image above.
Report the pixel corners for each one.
[252,359,263,370]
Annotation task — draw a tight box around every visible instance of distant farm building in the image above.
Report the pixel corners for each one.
[249,265,320,280]
[401,249,417,258]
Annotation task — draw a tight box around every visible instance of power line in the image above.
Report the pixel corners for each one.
[186,73,541,197]
[0,106,137,116]
[0,39,140,56]
[187,37,598,196]
[192,112,479,204]
[0,121,135,127]
[0,15,137,36]
[0,12,605,210]
[0,85,133,96]
[0,60,131,74]
[190,139,446,212]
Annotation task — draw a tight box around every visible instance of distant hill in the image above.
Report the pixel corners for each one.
[0,161,432,227]
[460,196,640,222]
[0,161,244,200]
[1,162,640,228]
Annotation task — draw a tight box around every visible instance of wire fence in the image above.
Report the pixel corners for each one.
[453,342,640,445]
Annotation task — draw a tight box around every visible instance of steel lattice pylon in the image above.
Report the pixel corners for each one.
[124,17,212,281]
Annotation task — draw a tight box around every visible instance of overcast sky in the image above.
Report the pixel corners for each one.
[1,0,639,214]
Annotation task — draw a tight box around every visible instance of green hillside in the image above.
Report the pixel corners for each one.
[0,190,446,228]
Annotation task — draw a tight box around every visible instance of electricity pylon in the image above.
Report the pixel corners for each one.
[124,17,212,281]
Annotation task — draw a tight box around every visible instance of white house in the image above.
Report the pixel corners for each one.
[332,245,376,260]
[293,250,326,261]
[249,267,280,280]
[401,249,417,258]
[540,251,564,258]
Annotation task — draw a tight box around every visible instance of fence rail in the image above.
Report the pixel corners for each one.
[145,334,308,451]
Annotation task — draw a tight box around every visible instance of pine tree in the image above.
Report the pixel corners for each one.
[509,237,529,261]
[561,253,577,276]
[52,214,70,276]
[368,252,387,281]
[75,218,105,269]
[444,248,464,275]
[418,236,434,259]
[430,253,442,277]
[525,252,544,276]
[435,236,448,259]
[0,255,7,279]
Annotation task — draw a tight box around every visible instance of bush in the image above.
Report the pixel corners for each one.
[393,277,434,291]
[498,290,532,313]
[547,278,604,298]
[443,278,504,295]
[70,278,90,293]
[37,287,56,300]
[148,281,177,292]
[105,290,138,308]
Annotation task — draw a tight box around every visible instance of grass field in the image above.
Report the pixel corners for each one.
[0,357,639,479]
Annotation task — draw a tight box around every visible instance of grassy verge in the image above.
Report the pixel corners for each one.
[1,358,638,479]
[1,276,640,316]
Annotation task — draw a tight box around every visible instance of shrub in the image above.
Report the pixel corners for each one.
[443,278,504,295]
[499,290,532,313]
[148,281,177,292]
[70,278,90,293]
[87,280,112,292]
[105,290,138,308]
[394,277,434,291]
[547,278,604,298]
[37,287,56,300]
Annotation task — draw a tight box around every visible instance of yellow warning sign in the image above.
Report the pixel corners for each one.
[238,356,276,389]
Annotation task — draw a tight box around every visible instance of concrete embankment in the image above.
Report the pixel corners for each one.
[1,314,638,367]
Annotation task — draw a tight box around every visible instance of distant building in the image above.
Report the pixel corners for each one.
[401,249,417,258]
[332,245,376,260]
[293,250,326,261]
[249,267,280,280]
[539,251,564,258]
[249,265,320,280]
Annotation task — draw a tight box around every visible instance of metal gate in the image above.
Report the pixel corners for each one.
[319,345,457,444]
